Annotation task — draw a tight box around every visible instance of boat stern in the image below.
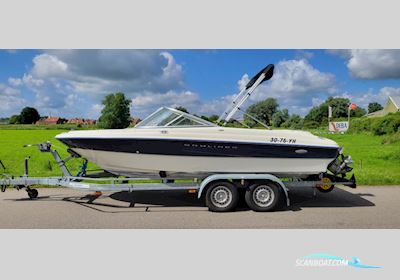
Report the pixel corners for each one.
[327,147,354,176]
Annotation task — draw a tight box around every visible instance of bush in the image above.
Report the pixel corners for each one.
[372,113,400,135]
[381,132,400,144]
[9,114,21,124]
[303,120,320,129]
[348,112,400,135]
[348,117,372,133]
[281,114,303,129]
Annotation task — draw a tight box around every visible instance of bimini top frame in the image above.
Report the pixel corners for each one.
[218,64,274,126]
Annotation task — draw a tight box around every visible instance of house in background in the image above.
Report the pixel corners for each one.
[67,118,97,125]
[85,119,97,125]
[130,118,142,126]
[36,116,66,125]
[367,95,400,117]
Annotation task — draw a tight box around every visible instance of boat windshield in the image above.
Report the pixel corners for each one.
[135,107,217,128]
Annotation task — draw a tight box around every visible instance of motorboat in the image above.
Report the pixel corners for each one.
[56,64,353,178]
[56,109,343,177]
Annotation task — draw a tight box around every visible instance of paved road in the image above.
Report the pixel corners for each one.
[0,186,399,228]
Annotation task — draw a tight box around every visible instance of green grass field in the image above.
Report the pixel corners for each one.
[0,130,98,177]
[0,129,399,185]
[321,133,400,185]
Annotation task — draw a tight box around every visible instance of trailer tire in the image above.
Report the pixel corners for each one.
[27,188,38,199]
[205,181,239,212]
[245,181,281,212]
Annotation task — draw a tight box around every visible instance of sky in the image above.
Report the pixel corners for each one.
[1,49,400,119]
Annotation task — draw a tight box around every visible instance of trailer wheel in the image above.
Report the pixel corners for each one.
[27,188,38,199]
[205,181,239,212]
[245,182,281,212]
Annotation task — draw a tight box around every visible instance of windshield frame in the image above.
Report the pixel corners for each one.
[135,107,218,128]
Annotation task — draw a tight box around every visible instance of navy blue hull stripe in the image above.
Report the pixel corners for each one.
[59,138,339,159]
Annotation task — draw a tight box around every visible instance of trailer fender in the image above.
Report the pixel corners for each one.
[198,174,290,206]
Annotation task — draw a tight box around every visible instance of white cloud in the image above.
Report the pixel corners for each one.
[8,50,186,118]
[0,84,27,116]
[8,77,22,86]
[8,74,44,88]
[326,49,352,59]
[0,83,21,96]
[379,87,400,98]
[198,95,236,116]
[12,52,390,119]
[330,49,400,79]
[32,53,69,78]
[35,50,184,94]
[132,90,201,116]
[295,50,314,60]
[88,104,104,119]
[159,52,184,88]
[222,59,337,115]
[311,97,325,107]
[131,91,237,118]
[262,59,336,97]
[335,87,400,110]
[22,74,44,87]
[171,59,338,118]
[5,51,340,118]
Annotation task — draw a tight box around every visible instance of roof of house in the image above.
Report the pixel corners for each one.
[36,116,62,124]
[366,109,383,117]
[67,118,85,124]
[389,95,400,109]
[46,117,60,122]
[67,118,96,124]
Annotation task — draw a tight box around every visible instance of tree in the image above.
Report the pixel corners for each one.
[208,115,219,122]
[98,92,131,129]
[368,102,383,114]
[245,98,278,126]
[19,107,40,124]
[200,114,219,122]
[351,107,367,117]
[282,114,303,129]
[305,96,367,124]
[175,106,189,113]
[272,109,289,128]
[9,114,21,124]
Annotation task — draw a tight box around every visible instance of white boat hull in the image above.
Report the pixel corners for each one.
[73,148,334,177]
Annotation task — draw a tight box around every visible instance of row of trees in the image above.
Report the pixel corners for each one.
[7,93,131,128]
[4,92,386,129]
[244,98,303,129]
[234,97,385,129]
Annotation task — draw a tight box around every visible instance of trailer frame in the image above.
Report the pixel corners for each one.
[0,142,356,212]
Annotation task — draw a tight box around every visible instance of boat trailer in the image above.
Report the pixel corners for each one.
[0,142,356,212]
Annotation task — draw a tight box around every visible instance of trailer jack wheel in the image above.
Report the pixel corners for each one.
[316,177,334,193]
[26,188,38,199]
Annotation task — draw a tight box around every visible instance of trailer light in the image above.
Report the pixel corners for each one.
[94,191,102,197]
